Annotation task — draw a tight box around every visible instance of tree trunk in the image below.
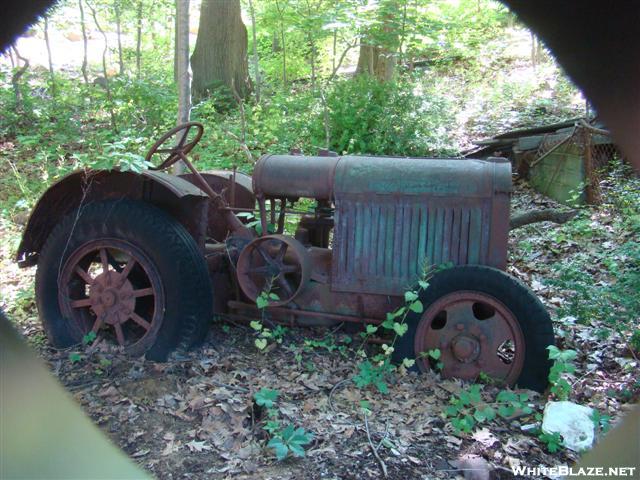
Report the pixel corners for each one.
[79,0,89,84]
[308,32,316,89]
[115,2,124,75]
[174,0,191,174]
[11,46,29,111]
[274,0,287,87]
[136,0,143,79]
[247,0,260,103]
[510,208,578,230]
[86,0,118,133]
[355,2,398,82]
[43,15,56,97]
[356,43,395,81]
[191,0,251,101]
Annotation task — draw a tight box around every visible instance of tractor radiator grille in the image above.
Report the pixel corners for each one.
[331,196,491,295]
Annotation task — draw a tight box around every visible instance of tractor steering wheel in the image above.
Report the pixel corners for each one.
[145,122,204,170]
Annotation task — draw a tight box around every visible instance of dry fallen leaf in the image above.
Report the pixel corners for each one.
[185,440,212,453]
[472,428,499,447]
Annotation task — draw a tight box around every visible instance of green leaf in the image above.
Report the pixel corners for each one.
[381,318,394,329]
[496,390,518,404]
[402,358,415,368]
[69,352,82,363]
[404,291,419,302]
[474,405,496,422]
[256,295,269,309]
[250,320,263,331]
[255,338,268,350]
[427,348,441,360]
[498,404,515,418]
[418,280,429,289]
[547,345,561,360]
[264,420,280,434]
[82,331,97,345]
[279,425,313,458]
[445,405,459,417]
[409,300,423,313]
[267,437,289,460]
[254,388,279,408]
[392,322,408,337]
[366,324,378,334]
[468,385,482,404]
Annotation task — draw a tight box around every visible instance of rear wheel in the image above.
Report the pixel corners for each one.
[393,266,554,392]
[35,199,213,360]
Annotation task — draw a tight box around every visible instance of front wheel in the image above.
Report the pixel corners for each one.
[35,199,213,360]
[393,266,554,392]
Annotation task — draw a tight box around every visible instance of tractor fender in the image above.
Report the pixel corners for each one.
[16,169,211,267]
[178,170,255,242]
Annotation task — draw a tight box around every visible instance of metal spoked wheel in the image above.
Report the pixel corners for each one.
[36,199,213,361]
[414,291,525,384]
[58,239,165,356]
[236,235,310,306]
[392,265,554,392]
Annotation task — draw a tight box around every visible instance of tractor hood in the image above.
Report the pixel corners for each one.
[253,154,512,200]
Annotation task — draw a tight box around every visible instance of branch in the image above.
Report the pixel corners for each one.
[364,413,388,478]
[510,208,578,230]
[10,46,29,111]
[328,39,360,82]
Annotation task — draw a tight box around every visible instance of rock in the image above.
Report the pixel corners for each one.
[542,401,595,451]
[449,454,493,480]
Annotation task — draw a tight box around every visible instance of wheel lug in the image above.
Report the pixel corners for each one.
[456,323,465,331]
[479,334,487,342]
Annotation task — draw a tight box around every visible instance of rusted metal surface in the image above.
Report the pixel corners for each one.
[236,234,311,306]
[253,154,339,200]
[17,169,210,267]
[331,156,511,295]
[146,122,204,170]
[413,291,524,384]
[180,171,255,241]
[58,239,164,356]
[21,121,539,385]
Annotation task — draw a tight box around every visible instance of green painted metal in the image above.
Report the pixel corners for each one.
[331,156,511,295]
[529,143,586,205]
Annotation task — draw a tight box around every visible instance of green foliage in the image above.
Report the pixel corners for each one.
[547,346,577,400]
[267,425,314,461]
[82,331,97,345]
[538,431,563,453]
[253,388,313,460]
[445,385,531,434]
[353,359,393,394]
[353,267,433,393]
[251,286,283,350]
[68,352,82,363]
[545,176,640,349]
[590,409,611,435]
[254,388,279,408]
[318,76,457,156]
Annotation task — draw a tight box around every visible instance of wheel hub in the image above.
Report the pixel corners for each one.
[451,334,480,363]
[89,270,135,325]
[236,234,311,306]
[414,291,525,384]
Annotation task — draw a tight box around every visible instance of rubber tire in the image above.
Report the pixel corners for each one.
[392,265,554,392]
[35,199,213,361]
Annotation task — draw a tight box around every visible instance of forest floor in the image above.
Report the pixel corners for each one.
[1,178,639,480]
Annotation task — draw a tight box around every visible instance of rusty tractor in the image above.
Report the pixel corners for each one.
[17,122,554,391]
